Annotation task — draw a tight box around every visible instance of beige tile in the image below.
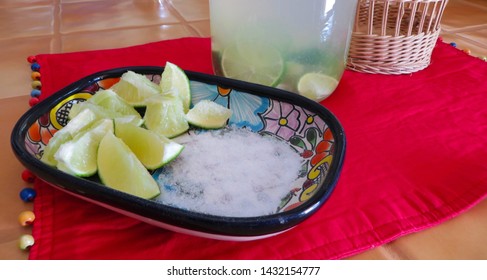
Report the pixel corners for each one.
[190,20,211,37]
[440,32,487,58]
[168,0,209,21]
[459,0,487,8]
[0,37,53,99]
[0,0,55,8]
[442,0,487,31]
[60,0,180,34]
[0,94,33,260]
[458,28,487,49]
[0,0,54,8]
[60,24,198,52]
[0,6,54,40]
[387,200,487,260]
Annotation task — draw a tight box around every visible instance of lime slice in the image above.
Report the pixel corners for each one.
[297,73,339,101]
[41,132,72,166]
[54,119,114,177]
[221,43,284,87]
[42,108,100,166]
[114,121,184,169]
[143,95,189,138]
[160,61,191,113]
[97,131,161,199]
[185,100,232,129]
[69,102,144,127]
[111,71,161,106]
[87,89,142,118]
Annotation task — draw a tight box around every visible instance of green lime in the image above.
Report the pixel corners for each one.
[55,119,113,177]
[185,100,232,129]
[160,61,191,113]
[143,95,189,138]
[70,102,144,127]
[42,108,100,166]
[297,73,339,101]
[87,89,142,118]
[220,43,284,87]
[97,131,161,199]
[111,71,161,107]
[114,121,184,170]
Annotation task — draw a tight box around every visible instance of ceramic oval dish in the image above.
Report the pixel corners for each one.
[11,66,345,241]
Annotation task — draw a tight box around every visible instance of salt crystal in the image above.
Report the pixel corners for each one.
[156,127,303,217]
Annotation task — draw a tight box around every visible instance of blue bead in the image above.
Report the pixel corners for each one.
[20,187,37,202]
[30,89,41,97]
[31,62,40,71]
[450,42,457,48]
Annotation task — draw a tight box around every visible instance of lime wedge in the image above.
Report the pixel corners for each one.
[42,108,100,166]
[70,102,143,127]
[87,89,142,118]
[114,121,184,169]
[97,131,161,199]
[54,119,114,177]
[220,43,284,87]
[160,61,191,113]
[41,132,72,166]
[185,100,232,129]
[111,71,161,106]
[297,73,339,101]
[69,88,143,126]
[143,95,189,138]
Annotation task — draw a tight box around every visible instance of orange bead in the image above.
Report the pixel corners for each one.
[18,210,35,226]
[31,71,41,80]
[463,49,471,55]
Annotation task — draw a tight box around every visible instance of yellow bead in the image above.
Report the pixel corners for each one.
[18,210,35,226]
[19,234,35,250]
[31,80,42,89]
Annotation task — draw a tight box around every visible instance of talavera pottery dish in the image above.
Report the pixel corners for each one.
[11,66,346,241]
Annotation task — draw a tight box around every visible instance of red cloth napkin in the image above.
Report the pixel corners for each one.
[29,37,487,259]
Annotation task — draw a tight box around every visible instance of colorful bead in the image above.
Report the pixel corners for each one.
[19,187,36,202]
[481,56,487,62]
[450,42,457,48]
[463,49,471,55]
[21,169,36,183]
[18,211,35,226]
[31,71,41,80]
[27,55,37,63]
[29,97,40,107]
[30,62,40,71]
[30,89,41,98]
[19,234,35,250]
[31,80,42,89]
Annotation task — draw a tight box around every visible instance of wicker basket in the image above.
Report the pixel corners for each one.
[347,0,449,74]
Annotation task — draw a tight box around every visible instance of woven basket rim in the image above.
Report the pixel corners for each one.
[347,0,449,74]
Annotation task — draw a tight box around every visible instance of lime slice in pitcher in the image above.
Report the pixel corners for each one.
[297,73,339,101]
[220,43,284,87]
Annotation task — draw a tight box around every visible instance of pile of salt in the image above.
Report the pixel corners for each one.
[156,127,303,217]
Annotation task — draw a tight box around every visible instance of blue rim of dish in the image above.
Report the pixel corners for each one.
[11,66,346,238]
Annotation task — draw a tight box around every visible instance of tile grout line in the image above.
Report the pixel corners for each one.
[458,0,487,10]
[441,23,487,33]
[51,0,62,53]
[164,0,202,37]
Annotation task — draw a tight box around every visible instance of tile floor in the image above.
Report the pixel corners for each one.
[440,0,487,58]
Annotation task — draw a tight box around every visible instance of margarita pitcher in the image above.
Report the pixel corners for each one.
[209,0,358,102]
